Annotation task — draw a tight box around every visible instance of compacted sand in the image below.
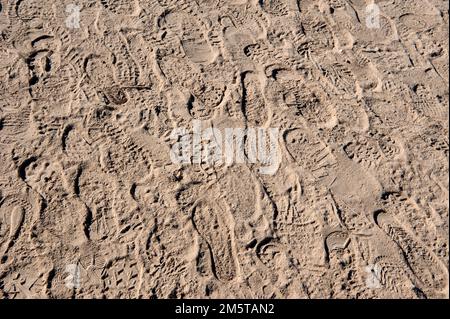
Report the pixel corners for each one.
[0,0,448,298]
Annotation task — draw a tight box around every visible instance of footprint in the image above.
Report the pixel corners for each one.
[284,128,338,181]
[160,11,216,64]
[0,102,31,144]
[301,9,335,52]
[102,257,141,298]
[84,54,115,86]
[411,84,449,123]
[374,210,449,296]
[335,98,370,132]
[258,0,289,16]
[97,124,152,182]
[283,82,337,129]
[62,124,95,163]
[0,194,27,257]
[377,134,405,161]
[370,255,423,299]
[78,167,118,241]
[343,137,383,170]
[192,200,237,282]
[100,0,140,16]
[16,0,46,22]
[325,231,350,253]
[256,240,284,268]
[398,13,433,37]
[380,192,447,260]
[320,62,356,96]
[103,86,128,105]
[195,239,213,277]
[241,71,269,127]
[101,32,141,87]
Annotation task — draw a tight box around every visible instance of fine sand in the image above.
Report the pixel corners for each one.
[0,0,448,298]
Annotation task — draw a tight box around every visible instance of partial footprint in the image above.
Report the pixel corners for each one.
[258,0,289,16]
[102,257,141,298]
[374,210,449,296]
[0,194,28,256]
[411,84,449,123]
[284,128,338,182]
[160,11,216,64]
[100,0,140,16]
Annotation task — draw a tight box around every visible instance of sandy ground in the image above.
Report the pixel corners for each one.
[0,0,448,299]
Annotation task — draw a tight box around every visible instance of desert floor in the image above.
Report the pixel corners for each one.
[0,0,448,299]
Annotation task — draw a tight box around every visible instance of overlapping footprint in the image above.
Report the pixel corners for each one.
[374,209,449,297]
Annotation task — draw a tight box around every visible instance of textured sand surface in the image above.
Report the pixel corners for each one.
[0,0,449,299]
